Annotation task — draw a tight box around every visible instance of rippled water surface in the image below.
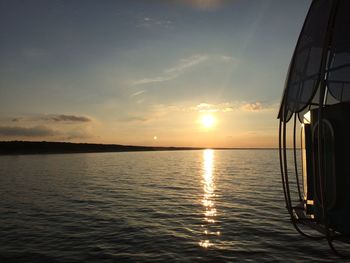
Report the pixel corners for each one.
[0,150,343,262]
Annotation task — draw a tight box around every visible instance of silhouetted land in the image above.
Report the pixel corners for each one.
[0,141,206,155]
[0,141,278,155]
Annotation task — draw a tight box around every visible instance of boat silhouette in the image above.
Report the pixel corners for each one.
[278,0,350,257]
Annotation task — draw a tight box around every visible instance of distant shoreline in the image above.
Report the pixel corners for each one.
[0,141,279,155]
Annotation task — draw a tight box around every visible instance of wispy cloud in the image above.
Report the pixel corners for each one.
[0,123,94,140]
[11,117,24,122]
[220,55,235,62]
[165,55,208,74]
[192,102,235,113]
[9,114,92,123]
[42,114,92,123]
[132,54,208,85]
[132,75,175,86]
[117,116,150,123]
[240,102,263,112]
[168,0,231,11]
[0,125,57,137]
[192,101,274,113]
[1,114,94,140]
[195,103,220,112]
[137,16,173,29]
[130,90,146,97]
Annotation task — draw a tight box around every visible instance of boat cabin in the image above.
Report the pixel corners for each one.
[278,0,350,256]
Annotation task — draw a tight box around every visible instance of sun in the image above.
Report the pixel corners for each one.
[201,114,215,128]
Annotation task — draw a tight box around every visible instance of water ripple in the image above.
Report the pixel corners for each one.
[0,150,343,262]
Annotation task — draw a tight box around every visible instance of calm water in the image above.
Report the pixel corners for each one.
[0,150,343,262]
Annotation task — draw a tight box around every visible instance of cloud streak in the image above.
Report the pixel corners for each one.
[165,55,208,74]
[0,126,57,137]
[9,114,92,123]
[132,54,208,85]
[192,101,273,113]
[43,114,92,123]
[130,90,146,97]
[240,102,263,112]
[137,17,173,29]
[0,124,93,140]
[194,102,234,113]
[165,0,232,11]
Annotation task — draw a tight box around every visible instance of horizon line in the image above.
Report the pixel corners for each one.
[0,140,293,150]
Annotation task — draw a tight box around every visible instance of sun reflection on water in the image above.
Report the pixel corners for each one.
[199,149,220,248]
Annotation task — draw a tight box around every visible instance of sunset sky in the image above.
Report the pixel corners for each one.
[0,0,311,147]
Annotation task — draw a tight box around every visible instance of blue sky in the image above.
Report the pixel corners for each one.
[0,0,310,147]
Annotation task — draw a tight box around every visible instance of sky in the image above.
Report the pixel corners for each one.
[0,0,311,147]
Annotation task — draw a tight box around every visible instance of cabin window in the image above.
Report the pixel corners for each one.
[312,120,336,210]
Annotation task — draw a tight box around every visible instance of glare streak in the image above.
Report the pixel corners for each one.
[199,149,220,248]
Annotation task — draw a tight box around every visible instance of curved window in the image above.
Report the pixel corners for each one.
[327,0,350,103]
[279,0,334,122]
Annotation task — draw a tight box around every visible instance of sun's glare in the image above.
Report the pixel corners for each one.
[201,115,215,128]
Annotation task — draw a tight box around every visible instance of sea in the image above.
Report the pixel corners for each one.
[0,150,345,262]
